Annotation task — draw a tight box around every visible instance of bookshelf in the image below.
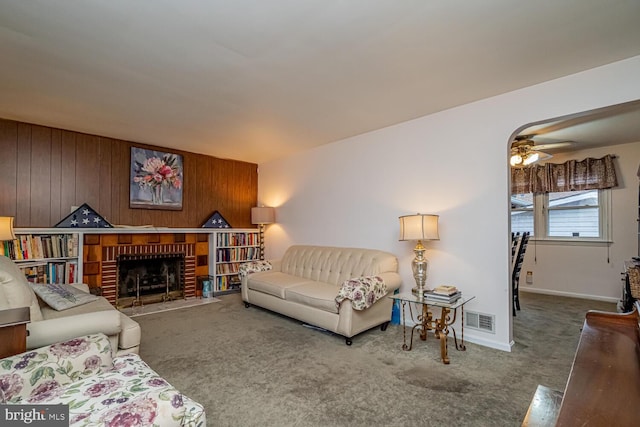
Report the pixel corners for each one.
[1,231,81,284]
[211,229,259,295]
[3,228,259,297]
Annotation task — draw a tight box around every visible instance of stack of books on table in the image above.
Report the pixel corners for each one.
[423,285,461,303]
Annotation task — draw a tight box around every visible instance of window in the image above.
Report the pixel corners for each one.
[510,189,610,241]
[511,193,534,236]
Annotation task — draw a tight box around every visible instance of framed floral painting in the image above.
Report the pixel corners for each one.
[130,147,183,210]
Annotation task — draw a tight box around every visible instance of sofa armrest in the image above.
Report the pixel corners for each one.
[378,272,402,293]
[27,310,121,350]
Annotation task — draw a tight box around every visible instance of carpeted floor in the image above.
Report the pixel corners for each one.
[136,292,615,427]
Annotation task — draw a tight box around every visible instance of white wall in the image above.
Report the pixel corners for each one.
[520,141,640,302]
[257,55,640,351]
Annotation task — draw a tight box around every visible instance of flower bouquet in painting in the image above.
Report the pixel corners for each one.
[130,147,183,210]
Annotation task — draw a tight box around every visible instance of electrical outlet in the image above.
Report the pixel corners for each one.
[526,271,533,284]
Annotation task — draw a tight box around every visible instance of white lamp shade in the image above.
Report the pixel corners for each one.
[251,206,275,225]
[0,216,16,241]
[399,214,439,241]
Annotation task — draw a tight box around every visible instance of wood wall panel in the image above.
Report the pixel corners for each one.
[30,125,52,226]
[98,138,113,222]
[0,118,258,228]
[0,120,17,216]
[49,129,63,223]
[16,124,32,226]
[60,131,77,220]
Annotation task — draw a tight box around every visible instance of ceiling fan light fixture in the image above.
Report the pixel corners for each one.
[510,154,523,167]
[523,152,539,165]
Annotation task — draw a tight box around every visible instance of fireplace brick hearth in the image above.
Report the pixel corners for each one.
[82,233,209,306]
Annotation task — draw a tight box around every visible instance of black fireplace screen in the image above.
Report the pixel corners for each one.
[117,253,185,300]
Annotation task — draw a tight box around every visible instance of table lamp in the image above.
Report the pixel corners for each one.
[399,213,439,297]
[0,216,16,241]
[251,206,275,260]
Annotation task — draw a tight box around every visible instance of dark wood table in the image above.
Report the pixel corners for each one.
[554,303,640,426]
[0,307,31,358]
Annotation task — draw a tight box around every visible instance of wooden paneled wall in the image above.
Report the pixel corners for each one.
[0,119,258,228]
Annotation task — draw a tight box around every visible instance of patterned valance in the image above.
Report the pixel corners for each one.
[511,154,618,194]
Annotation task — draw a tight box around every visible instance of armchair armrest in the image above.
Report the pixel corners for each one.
[27,310,121,350]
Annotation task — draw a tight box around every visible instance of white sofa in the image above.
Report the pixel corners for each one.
[241,245,402,344]
[0,255,140,356]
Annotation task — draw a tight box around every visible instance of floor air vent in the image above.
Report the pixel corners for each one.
[465,311,495,333]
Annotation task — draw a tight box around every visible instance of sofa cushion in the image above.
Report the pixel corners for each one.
[0,255,43,321]
[280,245,399,286]
[0,333,113,404]
[38,295,114,320]
[285,282,341,314]
[29,283,99,311]
[248,271,316,299]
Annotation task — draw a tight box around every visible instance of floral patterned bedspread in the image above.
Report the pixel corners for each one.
[238,260,272,278]
[335,276,388,311]
[0,333,206,426]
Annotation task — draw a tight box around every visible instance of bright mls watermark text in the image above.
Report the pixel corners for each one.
[1,405,68,426]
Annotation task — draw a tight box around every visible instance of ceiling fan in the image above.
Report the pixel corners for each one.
[509,135,573,168]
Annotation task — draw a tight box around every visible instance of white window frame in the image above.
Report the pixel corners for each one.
[512,189,612,244]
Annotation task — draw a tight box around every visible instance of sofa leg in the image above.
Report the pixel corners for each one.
[244,302,251,308]
[380,321,389,331]
[345,338,352,346]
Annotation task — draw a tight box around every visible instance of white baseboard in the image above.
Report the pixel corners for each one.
[397,319,513,352]
[520,287,619,303]
[463,334,513,352]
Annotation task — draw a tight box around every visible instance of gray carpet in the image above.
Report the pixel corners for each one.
[136,292,615,426]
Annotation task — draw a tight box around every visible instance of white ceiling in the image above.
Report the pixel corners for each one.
[516,99,640,154]
[1,0,640,163]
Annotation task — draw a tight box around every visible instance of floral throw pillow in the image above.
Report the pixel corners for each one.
[238,260,272,278]
[29,283,99,311]
[0,333,113,403]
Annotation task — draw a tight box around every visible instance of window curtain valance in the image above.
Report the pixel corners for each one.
[511,154,618,194]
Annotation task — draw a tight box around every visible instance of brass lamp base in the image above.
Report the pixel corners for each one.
[411,240,429,298]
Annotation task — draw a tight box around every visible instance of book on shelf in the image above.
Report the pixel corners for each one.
[17,260,78,284]
[2,233,79,261]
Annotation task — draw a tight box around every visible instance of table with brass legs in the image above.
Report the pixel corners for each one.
[389,293,475,364]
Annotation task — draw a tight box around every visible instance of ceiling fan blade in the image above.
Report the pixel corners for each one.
[528,150,552,163]
[533,141,573,150]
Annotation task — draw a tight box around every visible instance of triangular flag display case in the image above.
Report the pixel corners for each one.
[201,211,231,228]
[54,203,113,228]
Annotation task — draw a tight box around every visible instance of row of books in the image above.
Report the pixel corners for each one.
[216,262,241,274]
[18,260,79,284]
[216,232,258,247]
[215,275,241,292]
[216,247,260,262]
[0,234,79,261]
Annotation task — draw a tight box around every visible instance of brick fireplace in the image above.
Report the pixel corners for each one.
[82,233,209,307]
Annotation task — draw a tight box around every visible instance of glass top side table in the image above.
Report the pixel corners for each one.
[389,292,475,364]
